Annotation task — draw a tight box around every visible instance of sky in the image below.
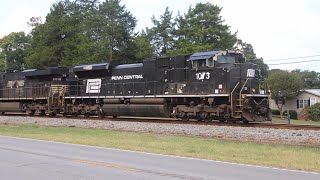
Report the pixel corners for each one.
[1,0,320,71]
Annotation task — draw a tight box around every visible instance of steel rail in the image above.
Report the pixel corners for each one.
[1,113,320,131]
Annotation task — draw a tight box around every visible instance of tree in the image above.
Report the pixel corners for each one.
[268,70,304,118]
[170,2,237,55]
[26,0,75,68]
[148,7,175,56]
[98,0,136,62]
[26,0,137,68]
[0,32,31,72]
[133,35,154,60]
[236,39,269,81]
[27,16,42,27]
[291,69,320,89]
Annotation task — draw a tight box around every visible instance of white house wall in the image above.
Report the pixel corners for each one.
[270,92,319,115]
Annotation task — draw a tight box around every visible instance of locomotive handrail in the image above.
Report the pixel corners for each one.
[230,81,240,117]
[239,78,249,107]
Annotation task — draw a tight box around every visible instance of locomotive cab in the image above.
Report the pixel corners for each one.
[190,50,245,69]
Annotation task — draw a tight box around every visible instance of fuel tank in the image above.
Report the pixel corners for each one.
[0,102,24,112]
[102,104,170,117]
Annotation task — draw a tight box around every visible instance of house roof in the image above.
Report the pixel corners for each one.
[304,89,320,97]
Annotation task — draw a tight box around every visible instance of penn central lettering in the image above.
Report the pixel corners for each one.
[111,74,143,81]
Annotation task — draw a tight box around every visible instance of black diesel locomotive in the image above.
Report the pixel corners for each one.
[0,50,271,122]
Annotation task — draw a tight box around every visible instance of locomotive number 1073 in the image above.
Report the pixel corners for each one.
[195,72,210,80]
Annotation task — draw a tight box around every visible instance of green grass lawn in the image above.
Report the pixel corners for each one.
[272,117,320,125]
[0,124,319,172]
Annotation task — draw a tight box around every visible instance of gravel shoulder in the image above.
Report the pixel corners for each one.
[1,116,320,146]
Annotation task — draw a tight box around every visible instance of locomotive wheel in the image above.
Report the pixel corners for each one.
[204,118,212,122]
[227,119,237,123]
[72,112,78,117]
[49,112,56,117]
[29,110,35,116]
[39,110,46,116]
[84,113,90,118]
[181,117,190,122]
[97,111,105,118]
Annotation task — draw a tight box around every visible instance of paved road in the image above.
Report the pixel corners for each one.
[0,136,318,180]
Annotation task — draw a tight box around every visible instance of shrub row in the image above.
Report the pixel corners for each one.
[307,103,320,121]
[271,109,297,120]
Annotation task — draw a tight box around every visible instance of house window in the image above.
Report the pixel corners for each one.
[297,99,310,109]
[310,97,317,106]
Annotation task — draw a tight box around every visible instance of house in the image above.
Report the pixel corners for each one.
[270,89,320,120]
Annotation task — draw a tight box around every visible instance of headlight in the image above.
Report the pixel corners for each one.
[247,69,255,77]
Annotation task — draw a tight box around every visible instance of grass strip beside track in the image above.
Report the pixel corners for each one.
[272,118,320,125]
[0,124,319,172]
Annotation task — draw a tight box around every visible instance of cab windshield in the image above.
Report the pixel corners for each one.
[217,55,235,64]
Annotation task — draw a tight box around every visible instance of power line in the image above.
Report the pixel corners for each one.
[267,59,320,65]
[264,54,320,62]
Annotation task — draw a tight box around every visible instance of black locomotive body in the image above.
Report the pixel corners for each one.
[0,50,272,122]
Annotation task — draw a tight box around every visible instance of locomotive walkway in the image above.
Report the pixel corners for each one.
[0,136,318,180]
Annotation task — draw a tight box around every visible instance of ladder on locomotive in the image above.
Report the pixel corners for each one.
[47,85,66,114]
[230,81,243,118]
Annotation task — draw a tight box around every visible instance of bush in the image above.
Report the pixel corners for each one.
[271,109,280,115]
[282,110,298,120]
[307,103,320,121]
[270,109,297,119]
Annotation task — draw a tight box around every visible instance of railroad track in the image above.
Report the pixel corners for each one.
[1,113,320,131]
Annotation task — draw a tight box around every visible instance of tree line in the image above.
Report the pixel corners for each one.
[0,0,262,70]
[0,0,319,90]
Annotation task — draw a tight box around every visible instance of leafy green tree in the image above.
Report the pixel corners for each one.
[148,7,175,56]
[98,0,136,62]
[0,32,31,72]
[27,16,42,27]
[291,69,320,89]
[170,2,237,55]
[112,33,154,64]
[26,0,138,68]
[26,1,73,68]
[268,70,304,118]
[131,35,154,61]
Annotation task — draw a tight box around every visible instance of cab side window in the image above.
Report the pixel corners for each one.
[192,59,214,68]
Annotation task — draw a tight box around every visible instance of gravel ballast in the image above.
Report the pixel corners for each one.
[1,116,320,146]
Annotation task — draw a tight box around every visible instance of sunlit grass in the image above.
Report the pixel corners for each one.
[272,117,320,125]
[0,124,319,172]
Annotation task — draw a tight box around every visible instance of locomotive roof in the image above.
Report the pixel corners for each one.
[190,50,222,61]
[24,67,69,77]
[73,62,110,72]
[113,63,143,69]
